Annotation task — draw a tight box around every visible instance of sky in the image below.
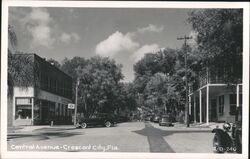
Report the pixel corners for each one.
[8,7,194,82]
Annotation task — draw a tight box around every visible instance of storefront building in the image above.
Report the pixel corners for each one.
[11,54,73,126]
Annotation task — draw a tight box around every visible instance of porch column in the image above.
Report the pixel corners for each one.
[199,90,202,123]
[236,84,239,107]
[206,85,209,125]
[194,93,196,123]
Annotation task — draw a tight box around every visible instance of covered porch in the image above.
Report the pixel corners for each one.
[188,84,242,125]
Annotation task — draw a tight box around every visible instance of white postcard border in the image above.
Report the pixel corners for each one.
[1,1,249,159]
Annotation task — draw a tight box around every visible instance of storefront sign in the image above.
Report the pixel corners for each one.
[68,103,75,109]
[16,98,32,105]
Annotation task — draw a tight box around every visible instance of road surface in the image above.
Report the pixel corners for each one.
[7,121,214,153]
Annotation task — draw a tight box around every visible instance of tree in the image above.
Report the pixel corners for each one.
[187,9,243,84]
[7,25,38,126]
[8,25,35,89]
[8,53,37,88]
[60,56,88,116]
[171,46,203,111]
[8,24,40,90]
[8,25,17,52]
[144,73,178,114]
[133,48,177,93]
[132,47,201,116]
[115,82,137,115]
[62,56,125,117]
[79,56,124,116]
[61,57,87,80]
[133,48,183,115]
[47,58,61,69]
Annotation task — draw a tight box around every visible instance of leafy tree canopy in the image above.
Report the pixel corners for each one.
[61,56,127,117]
[133,48,177,93]
[187,9,243,83]
[47,58,61,69]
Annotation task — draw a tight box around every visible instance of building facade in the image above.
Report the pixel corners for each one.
[10,53,73,126]
[188,69,242,124]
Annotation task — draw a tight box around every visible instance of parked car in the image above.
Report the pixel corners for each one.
[144,116,152,121]
[115,115,130,123]
[153,116,160,123]
[159,115,174,127]
[212,106,242,153]
[77,113,117,128]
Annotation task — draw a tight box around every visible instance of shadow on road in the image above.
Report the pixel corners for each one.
[133,122,210,153]
[8,131,82,141]
[133,122,175,153]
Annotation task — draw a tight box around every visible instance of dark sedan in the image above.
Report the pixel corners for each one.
[77,113,117,128]
[153,116,160,123]
[159,115,174,127]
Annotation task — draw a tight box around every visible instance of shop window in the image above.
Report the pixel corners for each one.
[16,105,31,119]
[218,95,224,115]
[49,102,55,118]
[15,98,32,119]
[34,99,41,120]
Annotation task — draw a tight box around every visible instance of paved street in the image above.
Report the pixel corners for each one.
[7,122,214,153]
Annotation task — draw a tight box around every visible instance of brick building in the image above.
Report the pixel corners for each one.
[9,53,73,126]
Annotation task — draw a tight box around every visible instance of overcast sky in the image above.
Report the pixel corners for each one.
[9,7,194,82]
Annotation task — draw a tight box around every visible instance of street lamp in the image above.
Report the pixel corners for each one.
[177,35,192,127]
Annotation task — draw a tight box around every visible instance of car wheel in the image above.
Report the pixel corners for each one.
[213,134,225,153]
[105,121,111,128]
[80,122,87,129]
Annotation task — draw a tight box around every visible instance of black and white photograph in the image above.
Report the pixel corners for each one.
[1,1,249,159]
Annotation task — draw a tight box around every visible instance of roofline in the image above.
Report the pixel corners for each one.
[188,83,243,96]
[12,52,73,80]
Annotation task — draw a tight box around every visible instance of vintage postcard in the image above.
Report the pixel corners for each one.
[1,1,249,159]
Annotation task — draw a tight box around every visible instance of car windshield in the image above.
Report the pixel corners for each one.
[161,118,169,122]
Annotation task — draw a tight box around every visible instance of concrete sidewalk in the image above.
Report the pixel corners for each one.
[190,122,225,129]
[173,122,224,130]
[148,121,227,132]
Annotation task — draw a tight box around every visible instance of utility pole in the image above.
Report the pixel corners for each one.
[177,35,192,127]
[74,78,80,126]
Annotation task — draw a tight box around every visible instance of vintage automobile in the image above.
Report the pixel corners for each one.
[212,106,242,153]
[159,115,174,127]
[145,116,152,121]
[76,113,117,128]
[153,115,160,123]
[115,115,130,123]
